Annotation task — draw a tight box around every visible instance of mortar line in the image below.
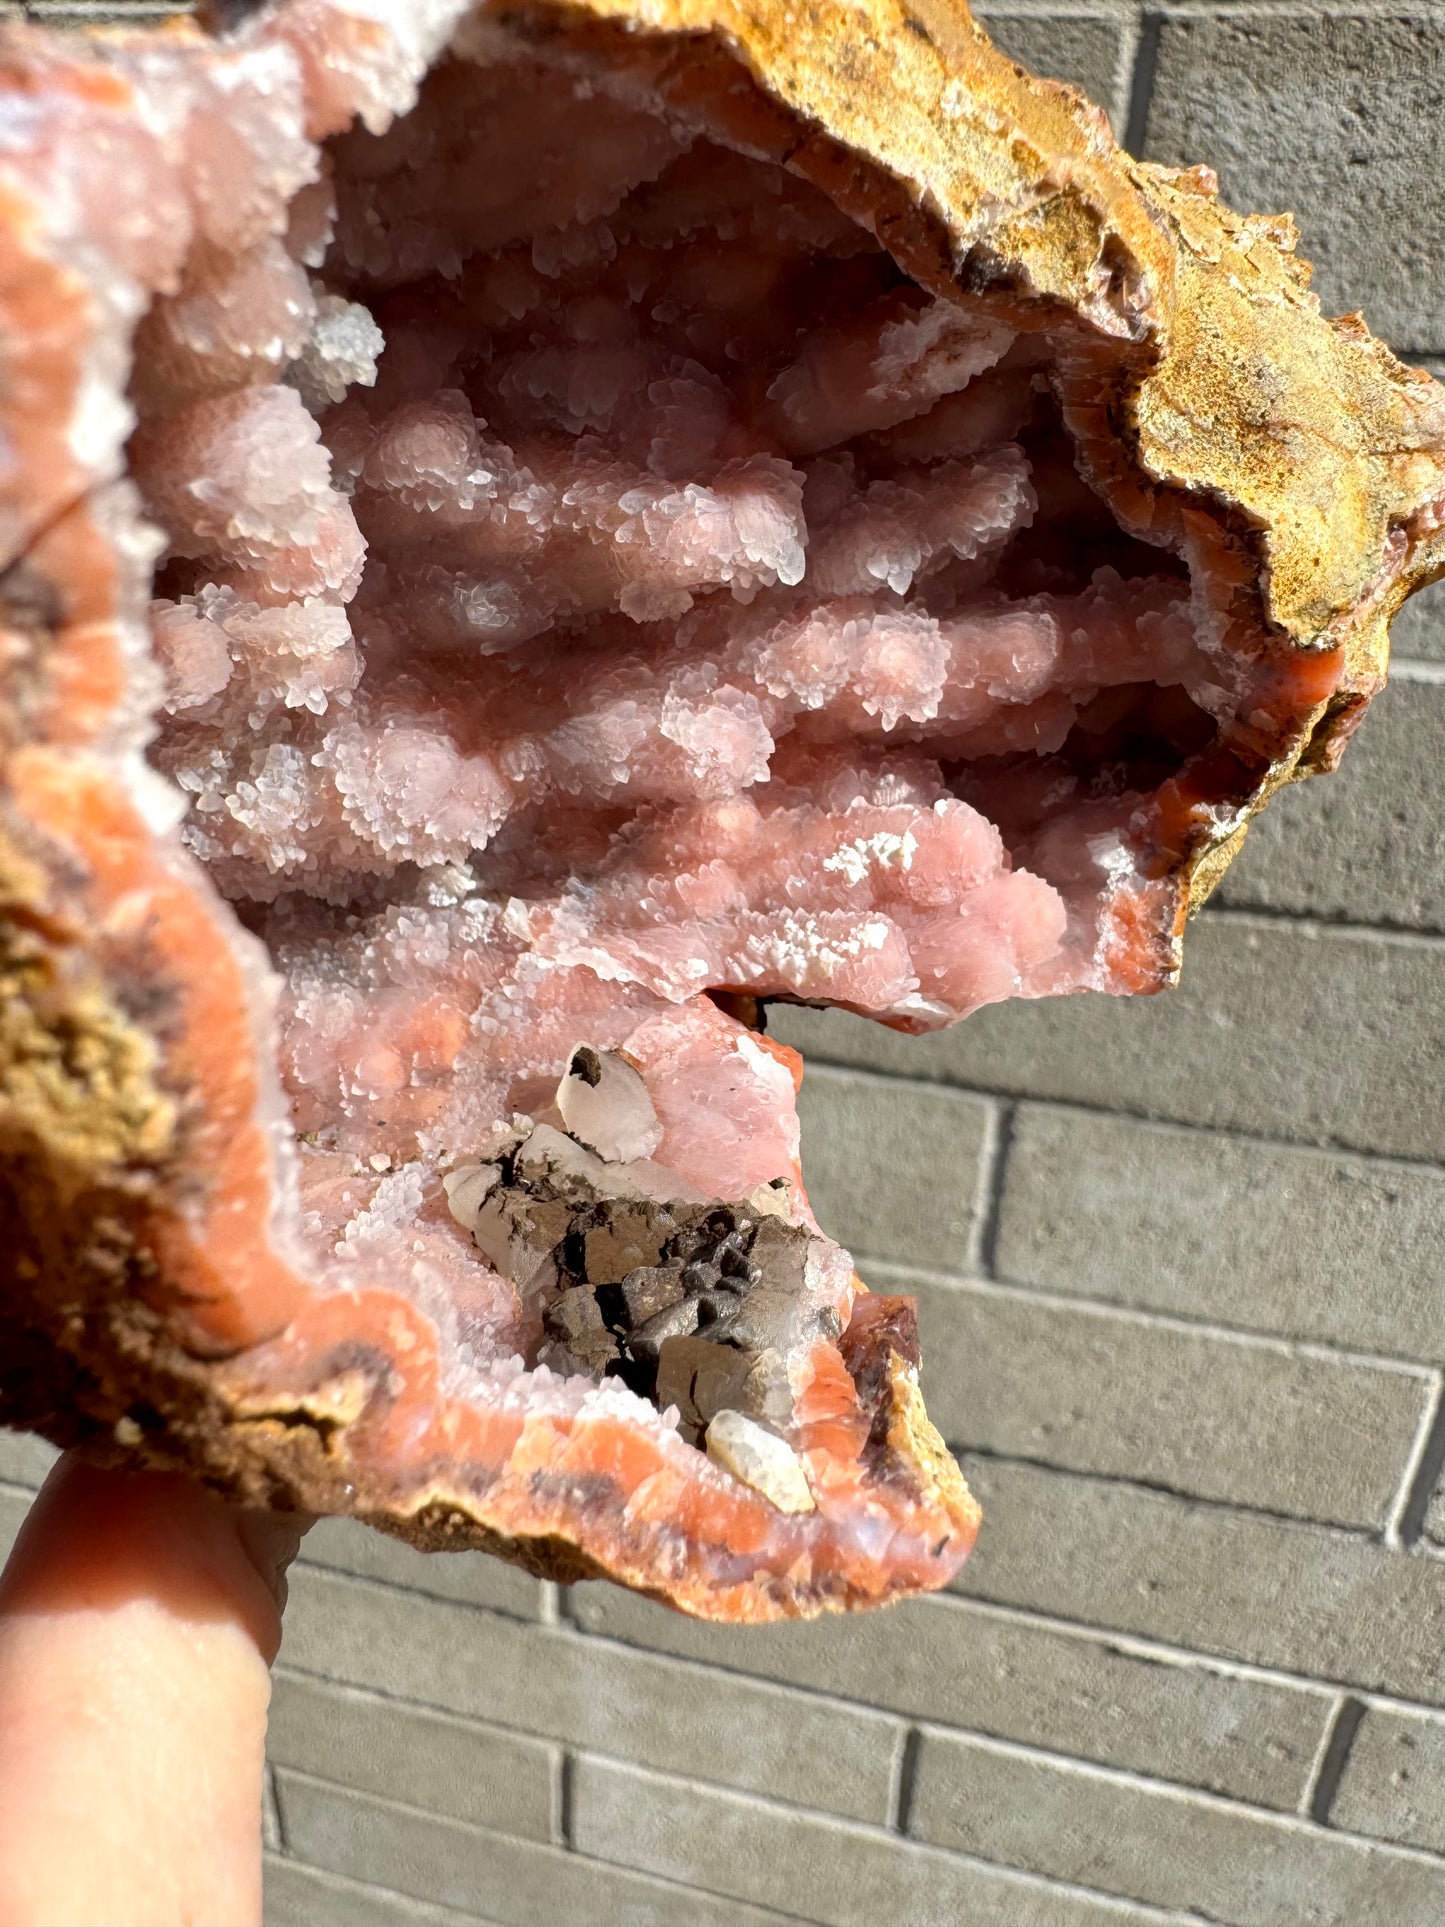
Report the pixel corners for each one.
[937,1594,1348,1699]
[1205,899,1445,942]
[272,1627,1445,1843]
[864,1256,1441,1378]
[1389,1373,1445,1548]
[263,1761,287,1856]
[952,1597,1445,1751]
[782,1058,1445,1177]
[556,1750,576,1851]
[1392,656,1445,684]
[560,1603,1324,1718]
[275,1596,1445,1816]
[1302,1695,1367,1825]
[948,1439,1407,1538]
[1107,0,1445,16]
[962,1,1154,12]
[972,1099,1014,1278]
[890,1727,924,1835]
[275,1765,823,1927]
[1109,2,1147,138]
[277,1606,930,1831]
[293,1521,1445,1742]
[259,1855,510,1927]
[565,1734,1445,1872]
[286,1561,1445,1735]
[290,1554,542,1624]
[565,1587,1445,1731]
[1122,7,1163,156]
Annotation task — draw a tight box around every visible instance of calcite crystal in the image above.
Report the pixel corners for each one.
[1,0,1442,1619]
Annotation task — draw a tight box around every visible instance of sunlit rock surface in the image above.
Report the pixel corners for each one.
[0,0,1442,1619]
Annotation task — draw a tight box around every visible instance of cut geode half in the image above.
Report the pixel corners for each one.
[0,0,1442,1619]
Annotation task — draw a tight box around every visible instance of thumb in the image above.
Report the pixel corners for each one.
[0,1453,305,1927]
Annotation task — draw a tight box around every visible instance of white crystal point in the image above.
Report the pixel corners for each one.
[745,1178,796,1221]
[441,1162,501,1231]
[515,1121,627,1192]
[555,1044,663,1164]
[705,1409,816,1514]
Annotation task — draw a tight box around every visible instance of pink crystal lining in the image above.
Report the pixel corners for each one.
[5,4,1301,1390]
[127,29,1288,1370]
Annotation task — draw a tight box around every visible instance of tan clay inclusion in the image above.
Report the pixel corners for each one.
[0,0,1442,1618]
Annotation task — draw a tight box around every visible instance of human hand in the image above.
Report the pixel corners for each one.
[0,1453,306,1927]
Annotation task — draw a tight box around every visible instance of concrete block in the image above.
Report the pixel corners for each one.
[796,1064,994,1270]
[570,1753,1200,1927]
[265,1854,502,1927]
[0,1431,58,1491]
[1218,678,1445,932]
[280,1565,903,1823]
[1331,1704,1445,1853]
[773,914,1445,1163]
[273,1772,798,1927]
[268,1672,557,1842]
[909,1726,1445,1927]
[903,1271,1430,1530]
[996,1102,1445,1361]
[974,7,1132,126]
[299,1516,544,1621]
[1143,13,1445,353]
[954,1456,1445,1706]
[1392,577,1445,662]
[567,1584,1330,1811]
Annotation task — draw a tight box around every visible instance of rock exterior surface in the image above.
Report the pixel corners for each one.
[0,0,1441,1620]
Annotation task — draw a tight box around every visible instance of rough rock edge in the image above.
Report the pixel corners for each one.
[0,0,1440,1613]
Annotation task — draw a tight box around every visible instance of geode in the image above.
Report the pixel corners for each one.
[0,0,1441,1620]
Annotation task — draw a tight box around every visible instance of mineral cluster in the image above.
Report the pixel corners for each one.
[0,0,1441,1618]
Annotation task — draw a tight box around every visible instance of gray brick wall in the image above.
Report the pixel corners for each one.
[8,2,1445,1922]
